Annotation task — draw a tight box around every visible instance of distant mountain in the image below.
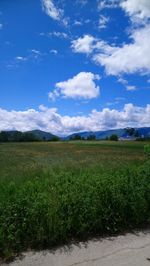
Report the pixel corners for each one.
[137,127,150,138]
[1,128,150,142]
[28,130,58,141]
[65,127,150,140]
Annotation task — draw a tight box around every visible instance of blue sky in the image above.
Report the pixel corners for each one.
[0,0,150,135]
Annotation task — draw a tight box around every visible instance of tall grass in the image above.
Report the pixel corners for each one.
[0,159,150,259]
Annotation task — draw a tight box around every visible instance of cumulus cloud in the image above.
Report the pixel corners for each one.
[98,0,150,23]
[93,25,150,75]
[121,0,150,23]
[70,0,150,77]
[0,104,150,135]
[72,25,150,76]
[71,35,117,55]
[49,72,100,100]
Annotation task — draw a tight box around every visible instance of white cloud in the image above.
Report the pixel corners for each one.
[98,15,110,29]
[118,77,128,85]
[49,72,100,100]
[40,31,69,39]
[49,31,68,38]
[31,49,41,55]
[98,0,150,23]
[0,23,3,30]
[0,104,150,135]
[74,20,83,26]
[71,35,96,54]
[70,1,149,77]
[71,18,150,76]
[98,0,118,10]
[121,0,150,23]
[42,0,62,21]
[93,25,150,75]
[126,85,137,91]
[71,35,117,56]
[50,49,58,54]
[15,56,27,61]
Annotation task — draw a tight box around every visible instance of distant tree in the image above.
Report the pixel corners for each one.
[70,134,81,140]
[13,131,23,142]
[125,128,141,139]
[109,134,118,141]
[125,128,135,136]
[134,130,140,138]
[50,136,60,141]
[22,132,38,142]
[87,134,96,140]
[0,131,8,142]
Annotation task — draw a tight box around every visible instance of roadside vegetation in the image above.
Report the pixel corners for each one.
[0,141,150,261]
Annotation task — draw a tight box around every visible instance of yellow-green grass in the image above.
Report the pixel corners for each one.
[0,141,147,179]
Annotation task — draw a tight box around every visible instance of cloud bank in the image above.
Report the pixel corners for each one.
[0,104,150,136]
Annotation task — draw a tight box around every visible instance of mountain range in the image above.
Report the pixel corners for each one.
[65,127,150,140]
[1,127,150,141]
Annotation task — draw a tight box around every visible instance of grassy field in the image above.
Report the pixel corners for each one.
[0,141,146,178]
[0,141,150,260]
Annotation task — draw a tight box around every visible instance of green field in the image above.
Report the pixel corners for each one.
[0,141,150,260]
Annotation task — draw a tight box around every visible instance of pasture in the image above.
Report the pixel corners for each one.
[0,141,150,260]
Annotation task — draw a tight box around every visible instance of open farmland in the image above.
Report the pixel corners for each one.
[0,141,147,179]
[0,141,150,260]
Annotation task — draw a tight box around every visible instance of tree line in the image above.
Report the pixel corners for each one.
[0,131,59,142]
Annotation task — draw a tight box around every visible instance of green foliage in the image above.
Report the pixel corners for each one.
[0,131,38,142]
[49,136,60,141]
[0,141,150,260]
[87,134,96,140]
[0,131,8,142]
[70,134,82,140]
[144,144,150,156]
[109,134,118,141]
[125,127,139,137]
